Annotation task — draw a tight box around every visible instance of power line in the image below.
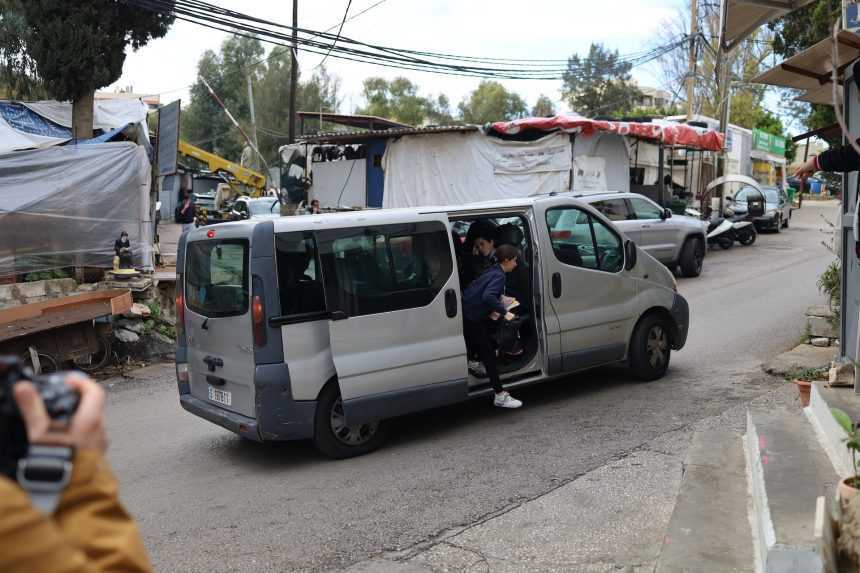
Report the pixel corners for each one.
[316,0,352,69]
[127,0,690,80]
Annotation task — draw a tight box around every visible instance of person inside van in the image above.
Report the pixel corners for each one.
[463,220,497,286]
[462,244,523,409]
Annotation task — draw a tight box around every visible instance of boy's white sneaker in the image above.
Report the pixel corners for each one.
[493,391,522,409]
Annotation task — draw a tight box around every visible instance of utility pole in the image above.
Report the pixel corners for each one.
[288,0,298,144]
[247,75,259,171]
[687,0,698,120]
[714,0,731,216]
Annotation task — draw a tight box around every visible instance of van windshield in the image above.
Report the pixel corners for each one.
[186,239,249,317]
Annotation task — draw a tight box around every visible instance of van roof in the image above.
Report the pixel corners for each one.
[188,192,604,237]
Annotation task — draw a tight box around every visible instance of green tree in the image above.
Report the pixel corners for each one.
[458,81,527,124]
[531,95,556,117]
[182,36,265,162]
[769,0,840,143]
[562,43,642,117]
[356,77,450,126]
[0,0,44,99]
[18,0,173,138]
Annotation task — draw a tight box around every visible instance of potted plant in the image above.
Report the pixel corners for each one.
[790,367,828,408]
[832,408,860,504]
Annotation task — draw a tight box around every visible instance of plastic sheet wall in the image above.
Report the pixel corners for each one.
[0,142,152,278]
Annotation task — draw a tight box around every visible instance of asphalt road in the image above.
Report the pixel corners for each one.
[105,201,839,572]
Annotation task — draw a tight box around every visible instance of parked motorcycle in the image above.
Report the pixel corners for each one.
[725,200,757,246]
[686,205,756,249]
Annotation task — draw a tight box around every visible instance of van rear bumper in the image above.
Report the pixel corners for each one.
[670,294,690,350]
[179,394,263,442]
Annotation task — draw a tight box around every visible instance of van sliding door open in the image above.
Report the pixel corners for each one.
[317,214,468,425]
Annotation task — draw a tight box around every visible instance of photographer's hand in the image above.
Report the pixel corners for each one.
[13,374,108,453]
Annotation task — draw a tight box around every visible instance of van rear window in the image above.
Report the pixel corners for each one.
[185,239,249,317]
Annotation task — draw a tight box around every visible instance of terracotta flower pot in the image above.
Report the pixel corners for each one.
[839,476,860,506]
[794,379,812,408]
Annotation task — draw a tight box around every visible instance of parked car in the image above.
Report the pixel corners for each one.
[581,192,708,277]
[231,196,281,220]
[734,185,791,232]
[175,194,690,458]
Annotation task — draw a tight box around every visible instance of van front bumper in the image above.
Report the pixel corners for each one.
[670,294,690,350]
[179,393,263,442]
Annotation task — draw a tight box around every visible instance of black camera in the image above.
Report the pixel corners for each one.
[0,357,80,480]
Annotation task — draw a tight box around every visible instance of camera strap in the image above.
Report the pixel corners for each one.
[17,445,73,514]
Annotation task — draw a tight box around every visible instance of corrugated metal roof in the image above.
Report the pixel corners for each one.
[724,0,817,50]
[299,124,479,144]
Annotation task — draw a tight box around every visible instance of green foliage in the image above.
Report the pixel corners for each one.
[769,0,841,142]
[611,105,683,119]
[562,43,642,117]
[832,407,860,477]
[0,0,44,99]
[818,258,841,310]
[786,366,829,381]
[20,0,173,101]
[458,81,527,124]
[24,268,68,282]
[147,301,162,322]
[530,95,556,118]
[356,76,452,126]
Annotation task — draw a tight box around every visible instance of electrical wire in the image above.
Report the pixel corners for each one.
[126,0,691,80]
[316,0,352,69]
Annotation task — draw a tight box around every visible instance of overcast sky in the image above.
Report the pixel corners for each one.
[109,0,684,114]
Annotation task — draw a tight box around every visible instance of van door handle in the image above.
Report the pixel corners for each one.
[444,289,457,318]
[552,273,561,298]
[203,355,223,372]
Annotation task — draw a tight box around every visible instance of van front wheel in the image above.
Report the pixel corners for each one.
[313,384,389,459]
[629,314,671,381]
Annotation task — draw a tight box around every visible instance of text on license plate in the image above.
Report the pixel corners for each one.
[208,386,232,406]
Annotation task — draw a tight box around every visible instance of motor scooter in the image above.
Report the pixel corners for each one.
[724,198,757,246]
[685,206,735,250]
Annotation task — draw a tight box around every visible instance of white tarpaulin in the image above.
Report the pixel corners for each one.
[570,132,630,195]
[0,142,152,277]
[22,99,149,132]
[382,131,571,208]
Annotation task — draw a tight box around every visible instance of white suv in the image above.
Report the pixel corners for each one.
[581,192,708,278]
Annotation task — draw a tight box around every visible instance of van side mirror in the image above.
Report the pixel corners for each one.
[661,208,672,220]
[624,240,637,271]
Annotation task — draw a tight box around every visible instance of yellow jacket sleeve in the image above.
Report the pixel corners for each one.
[0,449,152,573]
[53,448,153,573]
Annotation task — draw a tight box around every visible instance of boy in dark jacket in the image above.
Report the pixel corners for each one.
[462,244,522,409]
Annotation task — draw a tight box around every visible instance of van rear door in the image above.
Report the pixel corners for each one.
[184,230,256,418]
[317,213,468,425]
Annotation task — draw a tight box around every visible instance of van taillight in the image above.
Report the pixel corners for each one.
[175,277,185,341]
[551,230,572,240]
[252,295,266,347]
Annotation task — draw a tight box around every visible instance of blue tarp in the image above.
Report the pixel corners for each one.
[0,102,70,138]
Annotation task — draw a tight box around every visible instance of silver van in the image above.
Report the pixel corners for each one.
[175,195,690,458]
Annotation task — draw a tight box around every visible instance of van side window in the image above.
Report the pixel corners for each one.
[319,222,452,317]
[275,232,326,318]
[546,207,623,273]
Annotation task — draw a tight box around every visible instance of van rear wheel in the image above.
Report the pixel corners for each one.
[313,383,389,459]
[630,314,671,381]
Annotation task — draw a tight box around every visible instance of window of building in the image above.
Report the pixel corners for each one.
[319,222,453,317]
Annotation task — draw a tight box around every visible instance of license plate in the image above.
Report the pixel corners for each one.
[207,386,232,406]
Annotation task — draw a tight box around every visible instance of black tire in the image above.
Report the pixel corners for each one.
[717,236,733,250]
[738,227,757,246]
[629,314,672,381]
[74,334,112,373]
[679,237,704,277]
[313,383,389,459]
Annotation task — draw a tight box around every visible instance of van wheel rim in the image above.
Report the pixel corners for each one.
[330,397,378,446]
[646,326,668,369]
